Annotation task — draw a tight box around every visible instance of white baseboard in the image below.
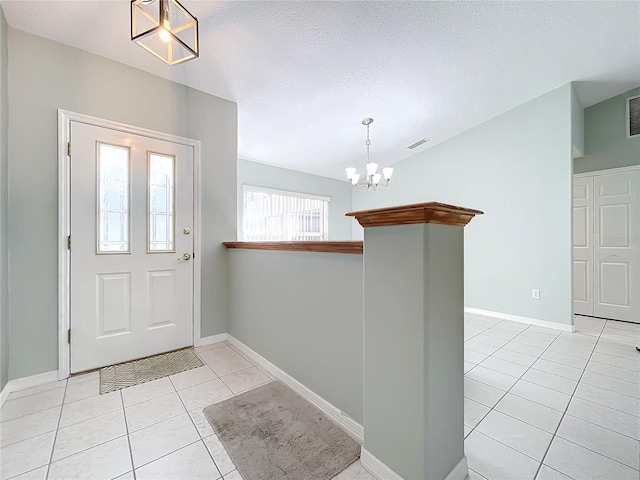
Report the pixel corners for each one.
[465,307,574,332]
[445,456,468,480]
[361,449,467,480]
[226,334,364,443]
[0,370,60,408]
[361,448,403,480]
[198,333,227,346]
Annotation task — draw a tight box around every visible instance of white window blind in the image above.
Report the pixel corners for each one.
[242,186,330,241]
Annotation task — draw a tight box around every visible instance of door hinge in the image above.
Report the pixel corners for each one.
[67,329,71,344]
[67,142,72,156]
[67,235,71,250]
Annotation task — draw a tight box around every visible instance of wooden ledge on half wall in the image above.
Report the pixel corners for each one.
[223,241,364,255]
[346,201,484,228]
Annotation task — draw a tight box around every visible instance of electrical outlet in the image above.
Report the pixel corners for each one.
[532,289,540,299]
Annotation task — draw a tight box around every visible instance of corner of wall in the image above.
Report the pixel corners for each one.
[570,82,585,159]
[0,5,9,392]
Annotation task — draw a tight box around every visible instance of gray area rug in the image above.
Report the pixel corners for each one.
[203,381,361,480]
[100,347,203,394]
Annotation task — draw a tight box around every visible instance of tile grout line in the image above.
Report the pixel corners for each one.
[577,375,640,399]
[5,384,138,469]
[561,410,640,442]
[467,323,583,476]
[2,383,68,405]
[122,372,228,476]
[44,379,69,480]
[132,439,213,474]
[587,353,640,372]
[0,390,69,424]
[48,375,215,477]
[0,407,67,449]
[466,364,570,437]
[464,324,537,442]
[123,390,176,410]
[463,318,501,342]
[120,361,264,440]
[119,390,138,480]
[532,316,608,479]
[527,318,606,479]
[168,375,225,480]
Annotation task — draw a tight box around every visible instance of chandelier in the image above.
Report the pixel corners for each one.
[345,118,393,190]
[131,0,199,66]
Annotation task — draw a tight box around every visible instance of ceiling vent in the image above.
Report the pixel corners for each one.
[407,138,429,149]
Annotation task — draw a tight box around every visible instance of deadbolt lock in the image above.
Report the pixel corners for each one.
[183,228,191,235]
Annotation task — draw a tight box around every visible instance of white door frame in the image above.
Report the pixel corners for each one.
[57,110,202,380]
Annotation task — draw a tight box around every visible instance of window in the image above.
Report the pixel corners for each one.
[148,152,175,252]
[242,186,330,241]
[97,143,130,253]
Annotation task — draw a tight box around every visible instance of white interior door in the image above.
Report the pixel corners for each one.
[70,121,195,373]
[573,177,594,316]
[593,170,640,323]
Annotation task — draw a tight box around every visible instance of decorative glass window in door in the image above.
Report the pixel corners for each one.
[148,152,175,252]
[97,143,130,253]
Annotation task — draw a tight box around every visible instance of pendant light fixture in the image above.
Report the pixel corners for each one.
[345,118,393,190]
[131,0,199,66]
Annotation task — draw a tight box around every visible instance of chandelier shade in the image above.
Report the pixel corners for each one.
[345,118,393,191]
[131,0,199,66]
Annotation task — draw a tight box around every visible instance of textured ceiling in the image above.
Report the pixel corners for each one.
[2,1,640,179]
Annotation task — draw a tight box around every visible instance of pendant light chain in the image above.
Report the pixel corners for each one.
[365,123,371,165]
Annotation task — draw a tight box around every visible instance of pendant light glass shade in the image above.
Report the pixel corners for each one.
[131,0,199,66]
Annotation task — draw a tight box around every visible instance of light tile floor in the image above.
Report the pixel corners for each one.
[464,314,640,480]
[1,316,638,480]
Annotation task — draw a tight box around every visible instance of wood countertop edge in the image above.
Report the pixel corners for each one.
[223,241,364,254]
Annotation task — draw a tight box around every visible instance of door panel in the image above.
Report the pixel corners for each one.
[70,122,195,372]
[593,171,639,323]
[573,261,589,303]
[599,262,629,306]
[573,177,594,316]
[97,273,131,336]
[147,270,177,328]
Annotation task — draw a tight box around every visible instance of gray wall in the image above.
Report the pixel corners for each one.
[228,248,363,424]
[0,8,8,391]
[353,84,574,327]
[574,87,640,174]
[7,29,237,380]
[363,224,465,479]
[237,159,353,240]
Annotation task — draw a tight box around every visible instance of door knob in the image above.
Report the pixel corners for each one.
[179,253,191,261]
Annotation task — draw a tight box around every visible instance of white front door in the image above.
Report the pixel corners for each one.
[573,177,594,316]
[593,170,640,323]
[70,121,195,373]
